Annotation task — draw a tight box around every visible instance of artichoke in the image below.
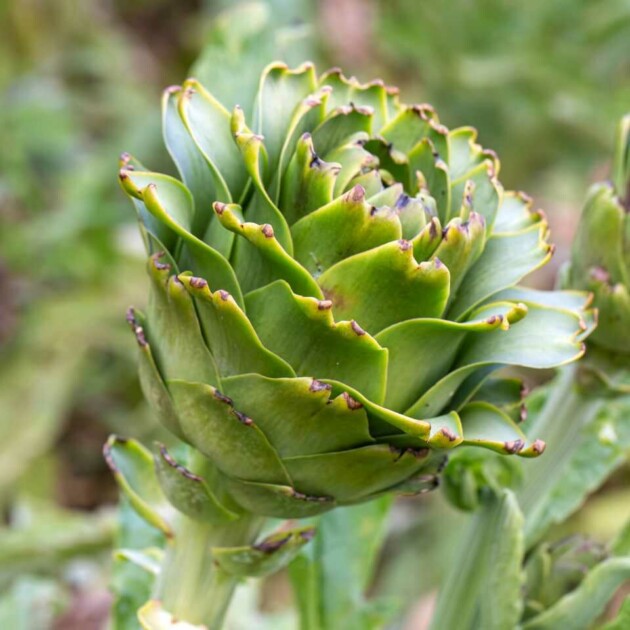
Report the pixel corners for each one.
[114,62,591,522]
[566,114,630,355]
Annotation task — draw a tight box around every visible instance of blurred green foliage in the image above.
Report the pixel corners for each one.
[376,0,630,192]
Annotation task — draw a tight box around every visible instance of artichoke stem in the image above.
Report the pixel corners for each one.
[517,363,603,544]
[156,511,263,628]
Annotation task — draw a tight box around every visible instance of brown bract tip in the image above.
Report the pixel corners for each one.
[159,444,203,482]
[440,427,457,442]
[342,391,363,410]
[504,439,525,454]
[254,534,291,554]
[310,379,332,393]
[532,439,546,455]
[291,490,331,503]
[317,300,333,310]
[398,239,412,251]
[213,390,233,406]
[350,320,366,336]
[189,276,208,289]
[261,224,274,238]
[218,290,230,301]
[348,184,365,203]
[214,202,226,215]
[234,410,253,426]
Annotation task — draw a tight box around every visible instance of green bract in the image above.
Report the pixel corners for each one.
[116,62,592,520]
[566,114,630,355]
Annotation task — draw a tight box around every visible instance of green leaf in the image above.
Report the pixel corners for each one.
[490,287,592,314]
[212,526,315,578]
[431,213,486,299]
[166,380,291,486]
[127,308,185,440]
[221,374,374,457]
[111,495,165,630]
[523,558,630,630]
[279,132,341,225]
[120,171,243,302]
[244,280,388,402]
[520,370,630,546]
[214,202,323,297]
[291,184,402,276]
[223,478,335,519]
[162,86,232,246]
[144,256,220,388]
[493,190,543,234]
[177,78,249,202]
[283,444,433,503]
[178,273,294,379]
[311,104,373,156]
[430,489,524,630]
[254,61,318,175]
[318,239,450,335]
[153,444,239,524]
[318,68,393,131]
[380,105,435,154]
[325,136,378,197]
[408,304,585,418]
[447,126,492,181]
[570,183,628,287]
[459,401,536,456]
[290,497,395,630]
[104,436,173,538]
[376,302,514,413]
[231,106,293,252]
[447,220,553,320]
[450,161,502,232]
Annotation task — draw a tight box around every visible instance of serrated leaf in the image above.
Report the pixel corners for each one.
[144,256,220,388]
[221,374,374,457]
[104,437,173,537]
[153,444,238,524]
[318,239,450,335]
[244,280,388,402]
[214,202,322,297]
[167,380,291,486]
[406,304,585,418]
[291,184,402,276]
[254,62,318,175]
[447,220,552,320]
[178,273,294,379]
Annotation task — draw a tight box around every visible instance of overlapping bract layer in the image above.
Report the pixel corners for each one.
[567,114,630,355]
[118,63,591,518]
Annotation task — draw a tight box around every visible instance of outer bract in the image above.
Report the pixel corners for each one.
[115,63,592,521]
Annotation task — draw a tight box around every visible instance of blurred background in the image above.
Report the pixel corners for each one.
[0,0,628,627]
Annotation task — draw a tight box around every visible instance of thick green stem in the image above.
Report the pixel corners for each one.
[518,364,603,545]
[155,512,263,628]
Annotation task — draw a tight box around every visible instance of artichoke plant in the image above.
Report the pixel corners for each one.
[109,62,592,627]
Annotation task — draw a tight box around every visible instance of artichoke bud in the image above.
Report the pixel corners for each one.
[522,535,608,620]
[114,63,592,522]
[567,114,630,357]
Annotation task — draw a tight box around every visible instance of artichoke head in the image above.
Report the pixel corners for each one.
[115,63,591,520]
